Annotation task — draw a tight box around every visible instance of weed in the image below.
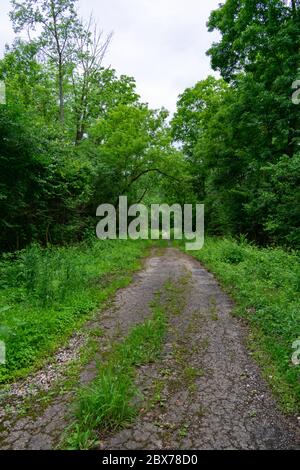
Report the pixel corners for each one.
[178,423,189,438]
[64,303,167,449]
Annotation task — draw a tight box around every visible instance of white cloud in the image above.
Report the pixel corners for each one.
[0,0,221,114]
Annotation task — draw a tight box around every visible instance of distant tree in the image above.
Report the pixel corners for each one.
[71,16,113,143]
[0,40,56,120]
[10,0,82,122]
[172,76,228,159]
[88,104,181,207]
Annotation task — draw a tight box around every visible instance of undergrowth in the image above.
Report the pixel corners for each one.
[181,237,300,414]
[0,239,151,383]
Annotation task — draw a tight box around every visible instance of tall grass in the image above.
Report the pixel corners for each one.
[0,239,150,382]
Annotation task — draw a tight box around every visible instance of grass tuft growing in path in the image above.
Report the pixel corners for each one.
[64,301,167,450]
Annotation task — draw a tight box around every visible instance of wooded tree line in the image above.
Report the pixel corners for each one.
[172,0,300,248]
[0,0,190,251]
[0,0,299,251]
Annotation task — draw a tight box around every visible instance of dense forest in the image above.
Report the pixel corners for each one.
[1,0,299,252]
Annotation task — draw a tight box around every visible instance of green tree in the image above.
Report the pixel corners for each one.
[10,0,82,122]
[0,40,57,122]
[88,104,182,207]
[71,67,138,144]
[171,1,300,246]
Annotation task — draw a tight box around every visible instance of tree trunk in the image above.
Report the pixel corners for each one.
[58,59,64,123]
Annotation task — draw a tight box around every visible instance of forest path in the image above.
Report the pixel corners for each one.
[0,247,299,449]
[100,248,299,450]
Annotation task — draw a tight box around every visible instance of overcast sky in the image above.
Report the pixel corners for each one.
[0,0,221,114]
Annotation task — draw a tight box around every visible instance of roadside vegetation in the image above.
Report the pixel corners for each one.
[0,239,150,383]
[182,237,300,414]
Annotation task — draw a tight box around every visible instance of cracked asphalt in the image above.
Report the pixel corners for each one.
[1,247,299,449]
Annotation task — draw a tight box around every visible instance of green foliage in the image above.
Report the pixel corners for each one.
[88,103,187,207]
[0,40,56,119]
[10,0,82,122]
[219,239,245,264]
[0,104,94,251]
[0,239,150,383]
[72,68,139,143]
[172,1,300,248]
[187,237,300,413]
[0,4,186,251]
[172,76,228,159]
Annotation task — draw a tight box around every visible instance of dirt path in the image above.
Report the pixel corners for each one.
[1,248,299,449]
